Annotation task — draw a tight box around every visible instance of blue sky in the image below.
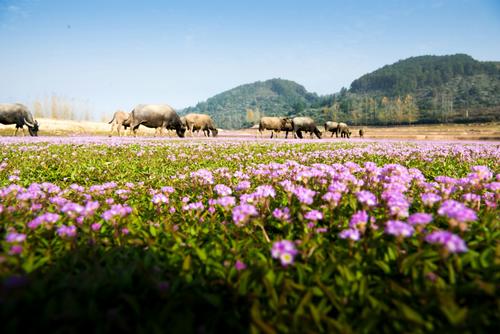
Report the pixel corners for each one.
[1,0,499,118]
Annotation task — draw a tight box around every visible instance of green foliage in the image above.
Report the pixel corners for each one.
[350,54,498,96]
[0,141,499,333]
[180,78,318,129]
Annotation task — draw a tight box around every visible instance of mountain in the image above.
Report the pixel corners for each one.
[350,54,498,96]
[181,54,500,128]
[340,54,500,124]
[181,79,321,129]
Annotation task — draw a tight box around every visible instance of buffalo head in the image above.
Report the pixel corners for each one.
[25,119,39,136]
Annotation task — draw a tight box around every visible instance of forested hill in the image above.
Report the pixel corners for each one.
[350,54,499,96]
[181,79,322,129]
[338,54,500,125]
[181,54,500,129]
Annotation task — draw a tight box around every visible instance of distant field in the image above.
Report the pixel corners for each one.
[1,118,499,140]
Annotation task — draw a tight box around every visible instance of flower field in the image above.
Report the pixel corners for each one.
[1,137,499,333]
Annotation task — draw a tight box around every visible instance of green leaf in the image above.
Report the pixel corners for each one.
[394,301,426,325]
[195,248,207,262]
[149,225,157,237]
[251,300,277,334]
[375,260,391,274]
[182,254,191,271]
[447,262,456,284]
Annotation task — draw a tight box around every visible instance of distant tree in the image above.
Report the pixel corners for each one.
[246,109,255,123]
[33,101,43,118]
[292,101,306,114]
[403,95,418,124]
[51,95,58,119]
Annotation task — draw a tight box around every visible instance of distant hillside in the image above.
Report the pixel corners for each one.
[181,79,321,129]
[350,54,498,96]
[181,54,500,129]
[338,54,500,124]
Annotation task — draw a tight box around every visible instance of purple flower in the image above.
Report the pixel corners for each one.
[232,203,258,226]
[386,194,410,218]
[485,182,500,193]
[5,232,26,243]
[61,202,84,217]
[408,213,433,225]
[182,201,204,211]
[9,245,23,255]
[304,210,323,221]
[421,193,441,206]
[152,193,169,204]
[254,185,276,198]
[271,240,298,267]
[236,181,251,191]
[28,212,60,229]
[339,228,360,241]
[91,223,101,231]
[101,204,133,221]
[83,201,100,216]
[280,180,296,193]
[438,200,477,223]
[273,207,291,221]
[217,196,236,208]
[425,231,468,253]
[214,184,232,196]
[356,190,378,207]
[322,192,342,206]
[239,193,257,204]
[190,169,214,185]
[469,165,493,181]
[385,220,414,237]
[57,225,77,238]
[293,186,316,205]
[462,193,481,203]
[349,210,369,229]
[235,260,247,271]
[161,186,175,194]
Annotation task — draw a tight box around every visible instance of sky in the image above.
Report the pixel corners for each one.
[1,0,499,119]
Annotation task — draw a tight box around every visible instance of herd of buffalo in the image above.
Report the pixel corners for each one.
[0,103,362,139]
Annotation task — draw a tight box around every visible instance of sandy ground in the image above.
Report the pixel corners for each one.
[0,118,499,141]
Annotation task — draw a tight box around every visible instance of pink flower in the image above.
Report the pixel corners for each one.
[9,245,23,255]
[339,228,360,241]
[304,210,323,221]
[425,231,468,253]
[271,240,298,267]
[5,232,26,243]
[385,220,414,237]
[235,260,247,271]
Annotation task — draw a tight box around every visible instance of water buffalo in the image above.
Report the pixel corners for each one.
[258,117,293,139]
[0,103,39,136]
[129,104,186,137]
[184,113,218,137]
[359,128,365,138]
[337,122,351,138]
[324,121,339,137]
[292,117,321,139]
[108,110,131,137]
